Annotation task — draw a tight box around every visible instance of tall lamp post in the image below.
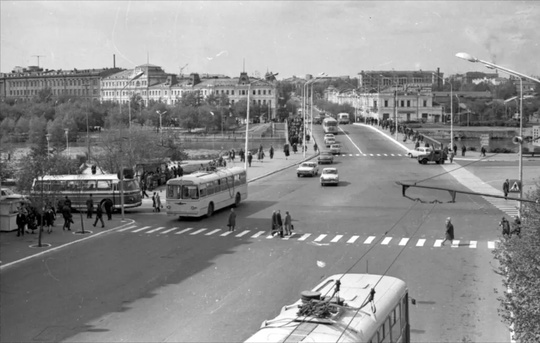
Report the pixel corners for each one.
[309,73,327,143]
[456,52,540,216]
[64,129,69,157]
[244,80,257,171]
[433,73,454,149]
[302,80,312,158]
[45,133,51,159]
[120,70,144,129]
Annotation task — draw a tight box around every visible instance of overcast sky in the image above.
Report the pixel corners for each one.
[1,1,539,79]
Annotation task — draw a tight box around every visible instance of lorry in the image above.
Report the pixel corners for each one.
[417,149,447,164]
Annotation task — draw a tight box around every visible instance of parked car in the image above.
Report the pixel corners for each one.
[317,152,334,164]
[297,162,319,177]
[407,146,432,158]
[417,149,448,164]
[320,168,339,186]
[330,144,341,155]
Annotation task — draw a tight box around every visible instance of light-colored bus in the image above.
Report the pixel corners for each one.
[166,166,247,218]
[244,273,410,343]
[322,117,338,135]
[31,174,142,211]
[338,112,350,124]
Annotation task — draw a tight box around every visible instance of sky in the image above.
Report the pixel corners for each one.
[1,1,539,79]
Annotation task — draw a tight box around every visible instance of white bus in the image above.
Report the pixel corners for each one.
[338,112,350,124]
[31,174,142,211]
[244,273,410,343]
[322,117,339,135]
[166,166,247,218]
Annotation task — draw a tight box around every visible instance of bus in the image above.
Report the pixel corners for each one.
[166,166,247,218]
[244,273,410,343]
[338,112,350,125]
[322,117,338,135]
[31,174,142,211]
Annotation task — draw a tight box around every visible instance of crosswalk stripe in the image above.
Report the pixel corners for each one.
[348,154,353,157]
[266,234,274,239]
[488,241,496,249]
[369,154,374,156]
[190,229,207,235]
[451,240,460,248]
[355,154,360,157]
[383,154,388,156]
[364,236,376,244]
[381,237,392,245]
[235,230,250,237]
[399,238,409,246]
[118,225,137,232]
[298,234,311,241]
[314,234,327,242]
[363,154,367,156]
[434,239,443,247]
[347,235,359,243]
[416,239,426,247]
[251,231,266,238]
[284,233,297,240]
[132,226,151,233]
[205,229,221,235]
[377,154,381,156]
[175,228,193,235]
[331,235,343,243]
[469,240,477,248]
[221,231,233,237]
[160,227,180,234]
[146,227,166,233]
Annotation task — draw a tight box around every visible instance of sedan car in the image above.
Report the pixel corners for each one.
[330,143,341,155]
[320,168,339,186]
[297,161,319,177]
[407,146,432,158]
[317,152,334,164]
[324,137,336,147]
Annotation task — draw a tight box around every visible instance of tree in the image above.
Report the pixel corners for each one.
[492,183,540,342]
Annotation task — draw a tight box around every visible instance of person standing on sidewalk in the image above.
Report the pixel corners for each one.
[247,151,253,167]
[461,145,466,156]
[284,211,292,236]
[441,217,454,246]
[227,208,236,231]
[86,194,94,219]
[480,146,486,157]
[93,204,105,228]
[16,208,26,237]
[155,192,162,212]
[453,144,458,156]
[502,179,509,200]
[449,150,454,163]
[269,145,274,159]
[313,142,318,153]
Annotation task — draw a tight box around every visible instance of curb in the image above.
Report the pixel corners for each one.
[247,154,319,183]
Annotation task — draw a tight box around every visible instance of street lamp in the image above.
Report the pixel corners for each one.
[120,70,145,129]
[309,73,327,144]
[433,73,454,149]
[84,83,91,159]
[64,129,69,157]
[456,52,540,216]
[45,133,51,159]
[156,110,167,133]
[244,80,258,171]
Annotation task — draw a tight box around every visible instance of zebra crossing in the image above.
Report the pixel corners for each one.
[334,153,409,158]
[116,224,499,249]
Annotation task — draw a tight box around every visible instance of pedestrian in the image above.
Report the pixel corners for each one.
[481,146,486,157]
[284,144,290,160]
[511,216,521,238]
[276,210,283,238]
[502,179,509,200]
[44,205,55,233]
[239,148,245,162]
[441,217,454,246]
[453,144,458,156]
[141,181,149,198]
[313,142,318,152]
[155,192,162,212]
[449,150,454,163]
[284,211,292,236]
[86,194,94,218]
[62,203,72,231]
[16,207,26,237]
[499,217,511,238]
[269,145,274,159]
[247,151,253,167]
[152,192,157,212]
[93,204,105,228]
[258,149,265,162]
[227,208,236,231]
[461,145,466,156]
[104,199,113,220]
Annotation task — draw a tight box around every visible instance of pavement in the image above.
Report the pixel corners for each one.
[0,145,316,269]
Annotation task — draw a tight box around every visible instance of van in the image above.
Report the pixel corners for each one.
[337,113,350,124]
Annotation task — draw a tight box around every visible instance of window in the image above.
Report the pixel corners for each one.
[231,90,234,95]
[400,100,405,107]
[258,90,261,95]
[263,90,266,95]
[97,180,112,190]
[384,100,388,107]
[268,90,271,95]
[423,100,428,107]
[391,305,402,341]
[407,100,411,107]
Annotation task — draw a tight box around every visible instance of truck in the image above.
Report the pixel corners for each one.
[417,149,447,164]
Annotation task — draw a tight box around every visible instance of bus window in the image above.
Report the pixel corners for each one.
[207,181,215,195]
[123,180,139,191]
[220,178,227,192]
[182,185,199,199]
[199,185,207,198]
[82,181,96,190]
[382,318,391,342]
[391,306,401,341]
[97,180,112,190]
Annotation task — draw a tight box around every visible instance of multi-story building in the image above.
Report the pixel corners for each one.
[0,65,122,102]
[358,70,439,92]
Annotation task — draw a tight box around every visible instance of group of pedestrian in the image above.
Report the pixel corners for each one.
[152,192,162,212]
[499,216,521,239]
[270,210,293,238]
[15,203,56,236]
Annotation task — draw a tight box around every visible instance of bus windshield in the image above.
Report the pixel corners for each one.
[167,184,199,199]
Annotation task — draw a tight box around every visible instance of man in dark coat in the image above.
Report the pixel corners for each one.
[103,199,113,220]
[227,208,237,232]
[93,204,105,228]
[441,217,454,246]
[16,208,26,237]
[499,217,511,238]
[247,151,253,167]
[86,194,94,218]
[62,203,72,231]
[502,179,509,200]
[276,210,283,238]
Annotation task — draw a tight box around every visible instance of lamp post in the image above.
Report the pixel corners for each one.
[433,73,454,149]
[45,133,50,159]
[64,129,69,157]
[244,82,254,170]
[120,70,144,129]
[456,52,540,216]
[309,73,327,141]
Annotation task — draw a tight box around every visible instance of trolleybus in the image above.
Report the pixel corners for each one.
[244,273,410,343]
[322,117,339,135]
[166,166,247,218]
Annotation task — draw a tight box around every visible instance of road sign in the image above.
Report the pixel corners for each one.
[480,134,490,147]
[533,126,540,147]
[508,179,521,193]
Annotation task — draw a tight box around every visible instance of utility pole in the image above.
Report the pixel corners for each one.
[32,55,45,68]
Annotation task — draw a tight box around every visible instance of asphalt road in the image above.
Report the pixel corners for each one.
[0,123,516,343]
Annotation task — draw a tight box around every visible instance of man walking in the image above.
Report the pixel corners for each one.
[441,217,454,246]
[93,204,105,228]
[502,179,509,200]
[499,217,511,238]
[86,194,94,218]
[227,208,236,231]
[104,199,113,220]
[247,151,253,167]
[155,192,162,212]
[276,210,283,238]
[284,211,292,236]
[461,145,466,156]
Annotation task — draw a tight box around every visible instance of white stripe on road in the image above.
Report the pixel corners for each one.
[160,227,180,234]
[132,226,151,233]
[205,229,221,235]
[314,234,327,242]
[381,237,392,245]
[175,228,193,235]
[190,229,207,235]
[469,240,477,248]
[347,235,359,244]
[348,154,353,157]
[117,225,137,232]
[363,154,367,156]
[146,226,166,233]
[284,233,297,240]
[235,230,250,237]
[416,239,426,247]
[434,239,443,247]
[251,231,266,238]
[355,154,360,157]
[221,231,233,237]
[364,236,376,244]
[369,154,374,157]
[398,238,409,246]
[488,241,496,249]
[331,235,343,243]
[451,240,460,248]
[298,234,311,241]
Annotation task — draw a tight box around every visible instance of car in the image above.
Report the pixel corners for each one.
[317,152,334,164]
[407,146,432,158]
[324,137,336,147]
[1,187,25,201]
[324,133,335,140]
[320,168,339,186]
[297,161,319,177]
[330,143,341,155]
[417,149,448,164]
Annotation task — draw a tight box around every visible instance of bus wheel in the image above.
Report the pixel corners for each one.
[207,202,214,217]
[234,193,241,207]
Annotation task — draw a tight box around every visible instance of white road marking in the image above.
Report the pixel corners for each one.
[469,241,477,248]
[488,241,496,249]
[175,228,193,235]
[251,231,266,238]
[160,227,180,234]
[235,230,250,237]
[451,240,460,248]
[364,236,376,244]
[369,154,374,157]
[146,227,166,233]
[398,238,409,246]
[355,154,360,157]
[381,237,392,245]
[314,234,327,242]
[221,231,233,237]
[205,229,221,235]
[298,233,311,241]
[347,235,359,243]
[117,225,137,232]
[132,226,151,233]
[190,229,207,235]
[416,239,426,247]
[434,239,443,247]
[331,235,343,243]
